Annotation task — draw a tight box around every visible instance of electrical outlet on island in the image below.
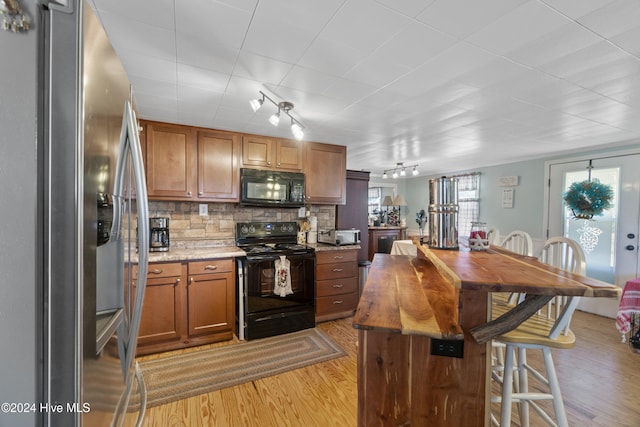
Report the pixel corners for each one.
[199,203,208,216]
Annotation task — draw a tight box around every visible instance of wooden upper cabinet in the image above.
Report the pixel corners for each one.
[242,135,302,171]
[142,121,240,202]
[197,130,240,202]
[304,142,347,205]
[145,121,197,200]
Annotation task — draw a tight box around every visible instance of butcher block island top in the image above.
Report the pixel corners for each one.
[352,243,620,427]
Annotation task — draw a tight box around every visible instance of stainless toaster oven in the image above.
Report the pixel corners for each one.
[317,229,360,246]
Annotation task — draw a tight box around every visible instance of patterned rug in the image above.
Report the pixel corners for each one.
[132,328,346,408]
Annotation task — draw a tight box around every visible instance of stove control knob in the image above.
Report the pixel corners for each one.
[249,225,256,233]
[287,224,294,233]
[241,225,249,235]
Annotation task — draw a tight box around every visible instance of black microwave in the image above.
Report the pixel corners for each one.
[240,168,305,207]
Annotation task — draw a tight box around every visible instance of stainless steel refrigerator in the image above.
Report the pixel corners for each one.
[41,1,149,426]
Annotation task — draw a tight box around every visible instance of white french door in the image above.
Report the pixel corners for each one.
[547,153,640,318]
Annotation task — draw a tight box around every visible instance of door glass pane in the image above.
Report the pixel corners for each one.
[562,167,619,283]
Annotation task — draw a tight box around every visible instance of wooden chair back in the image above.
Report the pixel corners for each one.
[499,230,533,257]
[537,236,586,338]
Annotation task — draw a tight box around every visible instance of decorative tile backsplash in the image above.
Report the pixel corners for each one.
[148,201,335,248]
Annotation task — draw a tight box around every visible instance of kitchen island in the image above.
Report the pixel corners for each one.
[353,243,620,427]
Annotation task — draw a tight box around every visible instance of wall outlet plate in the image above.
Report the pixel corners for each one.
[430,338,464,358]
[199,204,208,216]
[298,206,306,218]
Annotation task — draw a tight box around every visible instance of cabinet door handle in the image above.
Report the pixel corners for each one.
[189,277,194,285]
[332,268,343,272]
[204,265,218,270]
[267,161,272,166]
[150,268,163,274]
[175,278,181,285]
[332,284,343,288]
[332,300,343,304]
[187,191,192,197]
[198,191,204,195]
[333,255,343,259]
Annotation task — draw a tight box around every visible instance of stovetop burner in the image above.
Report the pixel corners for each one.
[236,222,314,257]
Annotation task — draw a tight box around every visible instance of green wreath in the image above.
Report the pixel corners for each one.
[563,179,613,220]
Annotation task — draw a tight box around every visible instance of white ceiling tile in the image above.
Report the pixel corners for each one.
[344,52,412,88]
[91,0,175,30]
[175,0,254,49]
[504,22,601,68]
[280,66,340,95]
[417,0,527,39]
[373,21,459,69]
[466,1,568,55]
[540,0,617,19]
[177,64,230,92]
[297,36,369,77]
[374,0,434,17]
[94,0,640,176]
[232,52,293,86]
[320,0,409,54]
[176,33,239,75]
[98,11,176,62]
[578,0,640,39]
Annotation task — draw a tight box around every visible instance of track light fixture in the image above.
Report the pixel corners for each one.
[249,91,305,141]
[382,162,419,179]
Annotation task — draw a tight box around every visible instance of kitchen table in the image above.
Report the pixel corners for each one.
[352,243,620,427]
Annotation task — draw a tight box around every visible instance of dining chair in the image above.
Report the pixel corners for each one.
[491,236,586,427]
[491,231,534,388]
[487,228,500,245]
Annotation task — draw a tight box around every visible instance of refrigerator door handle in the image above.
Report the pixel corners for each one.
[113,100,149,383]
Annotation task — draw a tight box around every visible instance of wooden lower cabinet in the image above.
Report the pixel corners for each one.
[135,262,185,354]
[187,259,235,340]
[135,258,235,356]
[368,227,407,261]
[315,249,359,322]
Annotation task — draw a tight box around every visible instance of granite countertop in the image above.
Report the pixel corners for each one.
[145,242,360,263]
[148,246,245,263]
[309,243,361,252]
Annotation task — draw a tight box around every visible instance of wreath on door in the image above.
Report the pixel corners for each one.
[563,178,613,220]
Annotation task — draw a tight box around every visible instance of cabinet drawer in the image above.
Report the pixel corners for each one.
[316,277,358,297]
[188,259,234,275]
[316,292,359,315]
[317,261,358,280]
[134,262,182,279]
[316,250,358,265]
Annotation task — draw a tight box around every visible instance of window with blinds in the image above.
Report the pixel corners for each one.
[453,172,481,238]
[368,187,381,216]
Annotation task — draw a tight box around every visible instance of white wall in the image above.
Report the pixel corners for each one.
[404,143,640,243]
[0,2,39,426]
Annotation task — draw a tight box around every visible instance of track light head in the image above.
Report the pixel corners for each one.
[382,162,419,179]
[268,110,280,126]
[249,91,306,140]
[291,120,304,141]
[249,97,264,112]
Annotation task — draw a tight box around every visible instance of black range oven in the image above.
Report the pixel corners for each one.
[236,222,315,340]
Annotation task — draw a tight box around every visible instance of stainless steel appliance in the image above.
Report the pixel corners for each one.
[236,222,316,340]
[428,177,459,249]
[40,2,150,426]
[149,217,170,252]
[240,168,305,207]
[318,229,361,246]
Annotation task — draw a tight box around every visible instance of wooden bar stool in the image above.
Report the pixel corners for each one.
[492,237,586,427]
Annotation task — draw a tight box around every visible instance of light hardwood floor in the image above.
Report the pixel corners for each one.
[124,311,640,426]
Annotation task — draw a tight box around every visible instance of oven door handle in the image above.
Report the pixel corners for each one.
[246,255,280,262]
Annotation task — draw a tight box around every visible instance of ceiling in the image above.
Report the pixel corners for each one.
[87,0,640,178]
